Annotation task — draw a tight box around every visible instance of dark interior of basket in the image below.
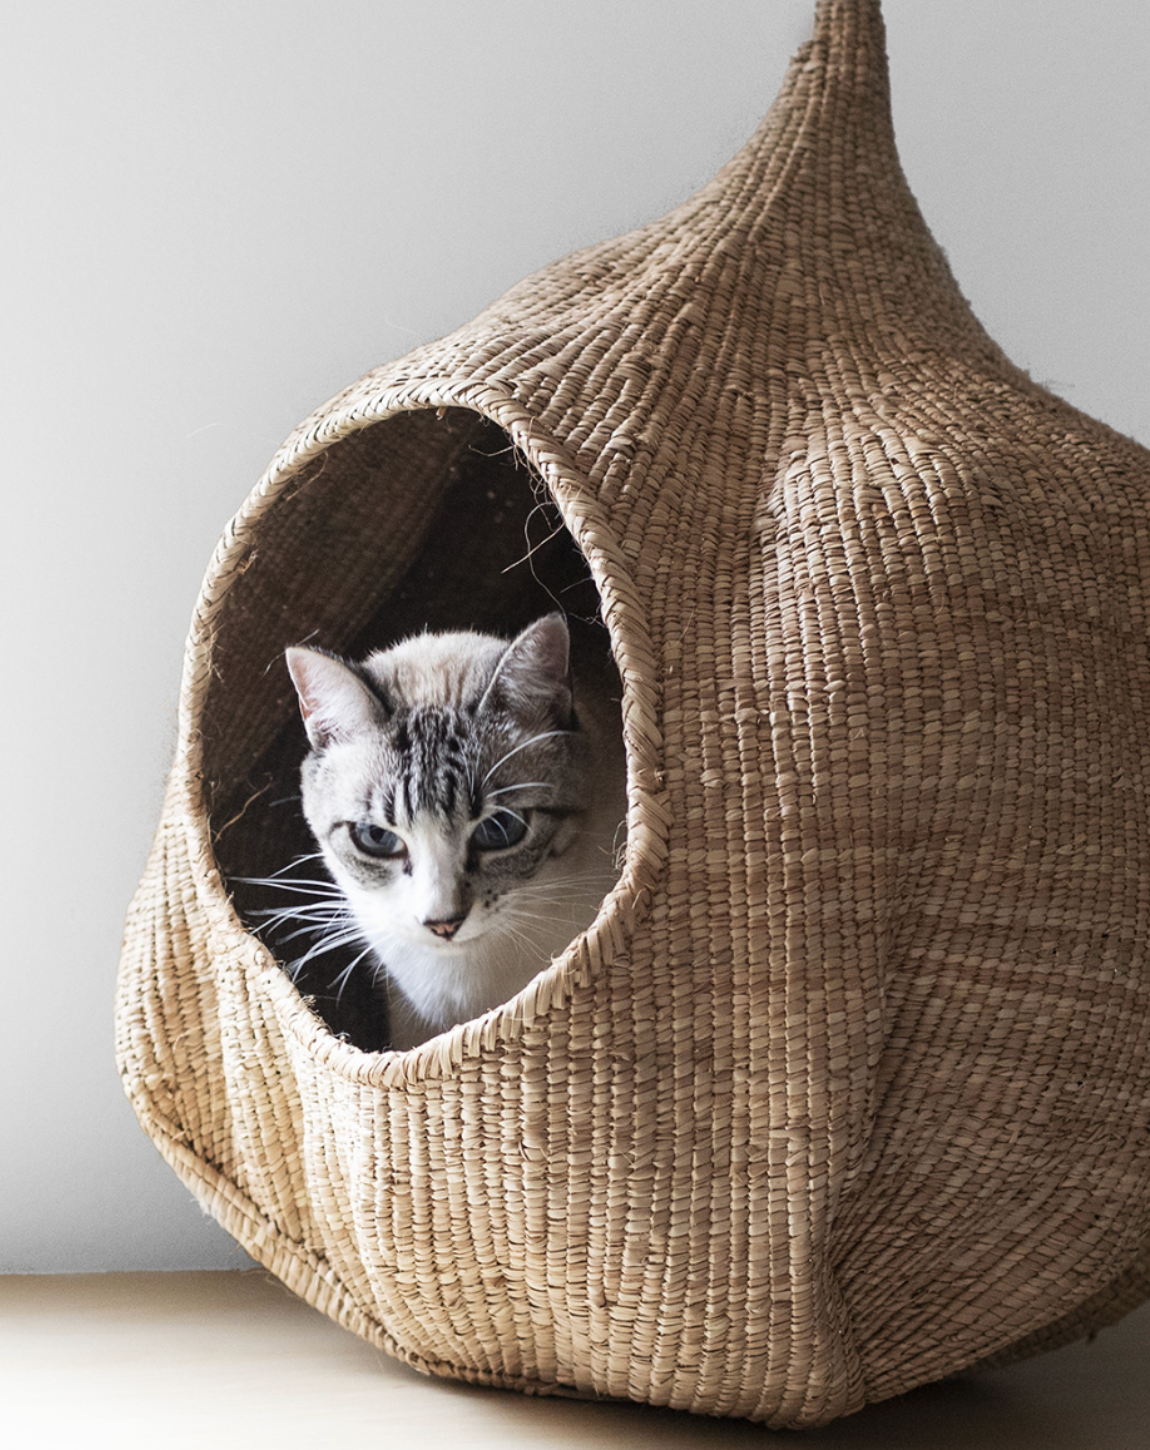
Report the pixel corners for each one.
[206,408,620,1050]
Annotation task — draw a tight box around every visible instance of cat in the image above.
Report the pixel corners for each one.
[281,613,626,1050]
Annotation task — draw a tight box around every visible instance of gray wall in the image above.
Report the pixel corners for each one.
[2,0,1146,1272]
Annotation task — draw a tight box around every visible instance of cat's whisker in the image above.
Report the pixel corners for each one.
[287,921,367,960]
[487,919,551,958]
[263,892,346,908]
[506,874,615,896]
[495,899,587,932]
[234,870,339,893]
[329,943,377,1004]
[512,865,612,883]
[236,853,326,882]
[236,881,340,904]
[481,730,571,788]
[252,898,347,914]
[496,891,587,912]
[486,781,553,798]
[254,910,349,937]
[283,936,362,967]
[306,923,363,949]
[278,916,355,945]
[498,899,582,933]
[250,905,345,937]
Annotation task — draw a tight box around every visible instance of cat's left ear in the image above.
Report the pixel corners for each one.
[481,613,573,728]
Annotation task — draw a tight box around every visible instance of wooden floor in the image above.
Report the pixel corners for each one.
[2,1271,1147,1447]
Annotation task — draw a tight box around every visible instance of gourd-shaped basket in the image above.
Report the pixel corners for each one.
[116,0,1150,1428]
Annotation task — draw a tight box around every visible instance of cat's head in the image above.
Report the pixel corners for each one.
[285,614,589,958]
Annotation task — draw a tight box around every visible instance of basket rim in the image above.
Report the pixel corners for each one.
[175,379,669,1087]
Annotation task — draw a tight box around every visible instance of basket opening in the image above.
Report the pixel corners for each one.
[209,408,625,1050]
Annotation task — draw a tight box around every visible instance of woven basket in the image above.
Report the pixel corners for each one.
[116,0,1150,1427]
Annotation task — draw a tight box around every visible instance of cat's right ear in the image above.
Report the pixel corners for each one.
[285,648,384,750]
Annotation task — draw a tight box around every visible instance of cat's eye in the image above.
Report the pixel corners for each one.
[349,822,406,858]
[472,810,528,851]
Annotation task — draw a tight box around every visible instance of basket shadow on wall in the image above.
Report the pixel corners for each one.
[211,410,624,1053]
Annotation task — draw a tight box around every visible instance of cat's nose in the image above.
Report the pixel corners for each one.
[423,913,467,941]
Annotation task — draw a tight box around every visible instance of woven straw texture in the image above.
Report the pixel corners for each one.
[116,0,1150,1428]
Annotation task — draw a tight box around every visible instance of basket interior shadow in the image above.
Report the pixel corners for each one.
[211,409,623,1052]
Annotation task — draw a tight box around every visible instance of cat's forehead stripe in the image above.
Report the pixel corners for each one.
[361,700,576,829]
[378,705,472,821]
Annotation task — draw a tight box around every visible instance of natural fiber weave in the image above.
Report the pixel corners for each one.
[116,0,1150,1428]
